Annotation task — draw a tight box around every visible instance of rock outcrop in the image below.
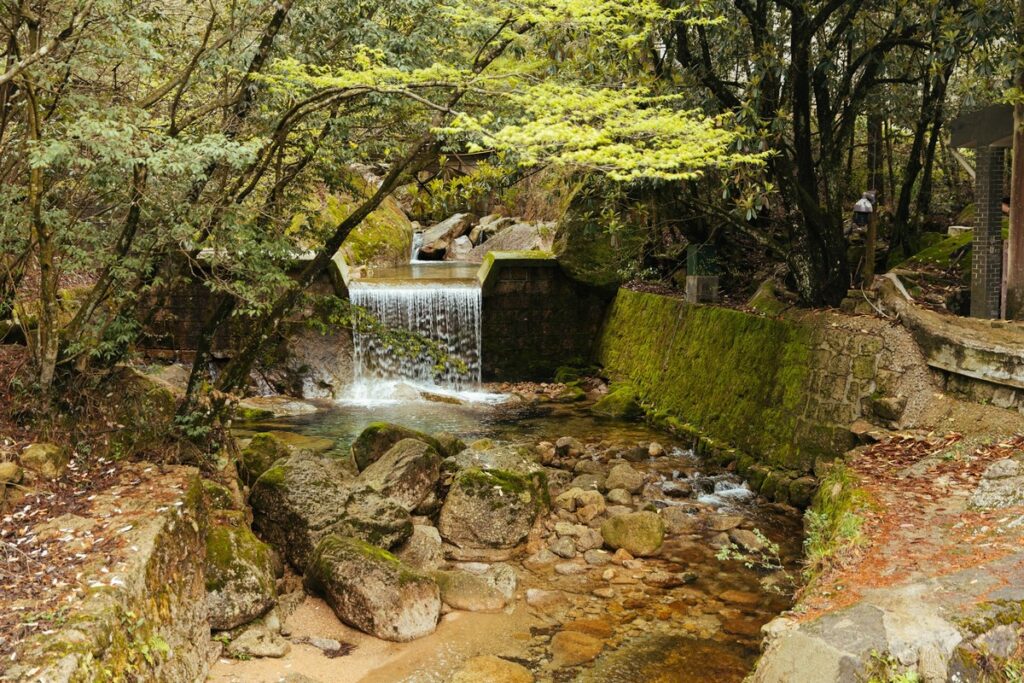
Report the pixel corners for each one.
[358,438,441,512]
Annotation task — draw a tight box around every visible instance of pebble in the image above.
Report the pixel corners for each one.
[583,549,611,566]
[549,537,577,559]
[605,488,632,506]
[555,562,588,576]
[526,588,568,609]
[593,587,616,598]
[648,442,665,457]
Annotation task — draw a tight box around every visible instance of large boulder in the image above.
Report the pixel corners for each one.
[357,439,441,512]
[249,453,411,570]
[351,422,444,471]
[466,223,554,263]
[553,180,647,290]
[468,215,517,245]
[418,213,476,260]
[446,444,543,476]
[394,524,445,571]
[439,468,545,549]
[205,513,278,630]
[305,535,441,642]
[445,235,475,261]
[239,433,292,486]
[600,511,664,557]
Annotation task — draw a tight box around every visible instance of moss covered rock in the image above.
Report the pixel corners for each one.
[553,180,647,290]
[205,515,277,630]
[20,443,69,479]
[438,468,544,549]
[296,170,412,270]
[432,431,467,458]
[249,452,412,571]
[600,511,664,556]
[357,439,441,512]
[239,433,291,486]
[305,535,440,642]
[19,444,69,481]
[591,384,643,420]
[351,422,444,472]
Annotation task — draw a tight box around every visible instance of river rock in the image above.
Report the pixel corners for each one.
[662,506,701,535]
[729,529,767,553]
[526,588,568,609]
[450,655,533,683]
[227,623,290,658]
[551,630,604,666]
[556,436,585,458]
[439,467,544,549]
[584,549,612,566]
[468,215,517,245]
[350,422,443,471]
[395,524,445,571]
[648,442,665,457]
[549,537,577,559]
[250,453,412,570]
[445,235,475,261]
[448,444,542,476]
[358,439,440,511]
[239,433,292,486]
[432,431,468,458]
[205,514,278,630]
[590,385,643,420]
[20,443,69,479]
[601,512,664,557]
[606,488,632,506]
[570,473,605,492]
[432,570,507,612]
[555,487,604,512]
[605,464,644,494]
[305,535,441,642]
[708,514,744,532]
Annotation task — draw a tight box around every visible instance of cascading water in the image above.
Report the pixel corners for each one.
[346,279,484,401]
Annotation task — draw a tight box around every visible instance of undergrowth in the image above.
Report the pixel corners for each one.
[801,462,871,589]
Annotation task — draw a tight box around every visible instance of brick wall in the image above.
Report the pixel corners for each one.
[480,255,610,381]
[972,146,1004,319]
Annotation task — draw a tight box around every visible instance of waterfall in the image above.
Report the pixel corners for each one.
[349,281,482,395]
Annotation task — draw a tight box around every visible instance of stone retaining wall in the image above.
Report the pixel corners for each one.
[594,289,936,502]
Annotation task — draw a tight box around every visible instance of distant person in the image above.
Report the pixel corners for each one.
[1003,196,1011,216]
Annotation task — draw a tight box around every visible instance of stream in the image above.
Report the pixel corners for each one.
[210,256,802,682]
[217,394,802,683]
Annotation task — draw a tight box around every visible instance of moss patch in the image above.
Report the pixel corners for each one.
[591,383,643,420]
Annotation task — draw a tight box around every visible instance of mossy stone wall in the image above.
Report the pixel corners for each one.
[595,290,914,487]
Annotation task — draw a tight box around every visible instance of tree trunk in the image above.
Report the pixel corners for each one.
[1007,0,1024,319]
[868,113,884,203]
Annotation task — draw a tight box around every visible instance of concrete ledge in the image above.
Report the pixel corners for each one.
[477,250,557,295]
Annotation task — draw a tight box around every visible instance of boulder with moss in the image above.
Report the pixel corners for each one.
[591,384,643,420]
[305,535,441,642]
[357,439,441,512]
[239,433,292,486]
[600,511,664,556]
[294,171,412,270]
[432,431,467,458]
[206,512,278,630]
[439,468,545,549]
[20,443,69,480]
[553,181,647,290]
[249,453,411,571]
[351,422,444,471]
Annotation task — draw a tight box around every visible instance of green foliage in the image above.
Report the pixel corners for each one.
[803,464,870,585]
